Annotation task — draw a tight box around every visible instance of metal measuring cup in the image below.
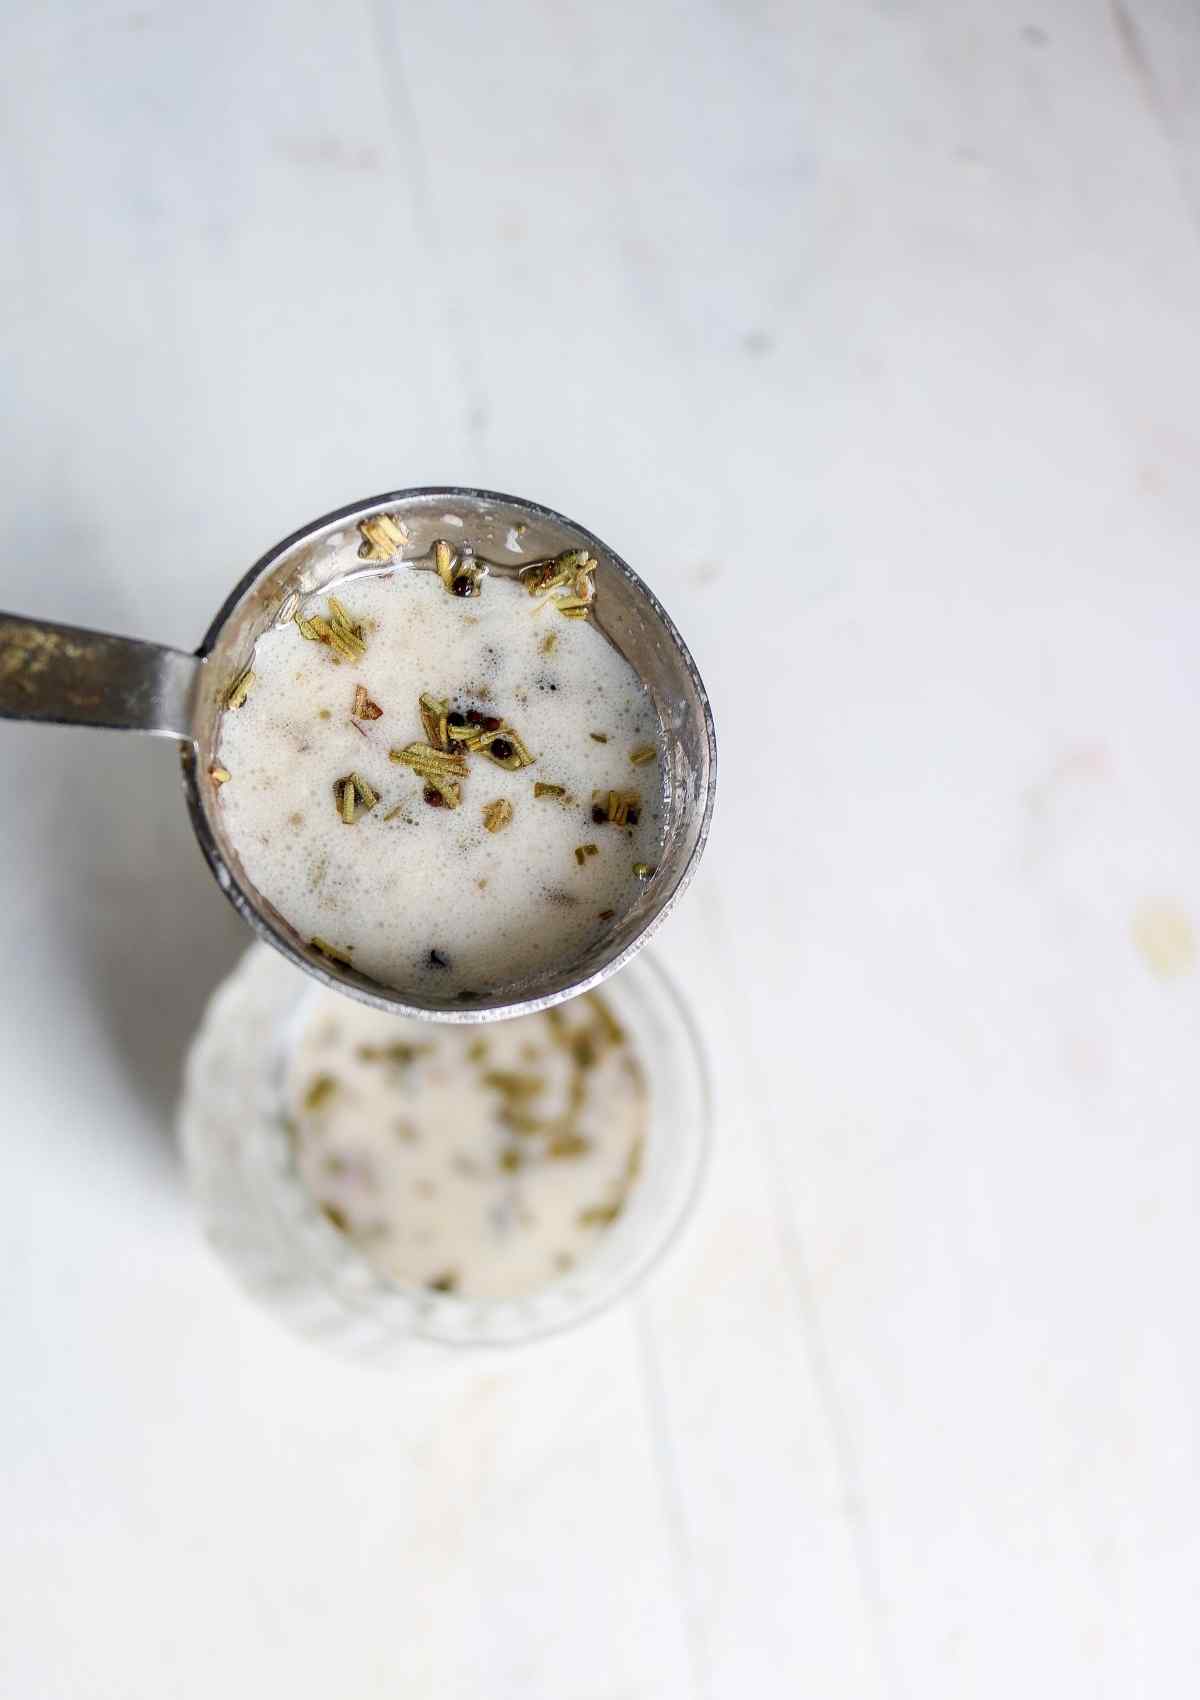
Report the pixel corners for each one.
[0,488,716,1020]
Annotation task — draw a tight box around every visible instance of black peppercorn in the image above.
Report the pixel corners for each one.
[489,737,514,762]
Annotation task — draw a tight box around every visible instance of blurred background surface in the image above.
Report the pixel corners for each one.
[3,2,1199,1695]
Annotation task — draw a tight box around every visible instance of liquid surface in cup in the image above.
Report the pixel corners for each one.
[286,985,647,1299]
[214,557,663,999]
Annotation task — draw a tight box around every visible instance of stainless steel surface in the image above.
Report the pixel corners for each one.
[0,614,201,738]
[2,488,716,1020]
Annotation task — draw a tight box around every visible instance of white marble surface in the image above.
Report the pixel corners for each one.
[3,1,1199,1695]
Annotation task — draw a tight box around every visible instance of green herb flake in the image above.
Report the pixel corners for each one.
[224,668,254,710]
[419,692,451,750]
[433,539,455,591]
[547,1132,590,1159]
[357,512,407,562]
[483,798,514,833]
[578,1202,622,1228]
[390,742,469,779]
[357,1042,430,1065]
[304,1074,338,1111]
[310,935,353,966]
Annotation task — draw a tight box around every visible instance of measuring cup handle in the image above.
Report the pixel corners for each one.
[0,613,201,740]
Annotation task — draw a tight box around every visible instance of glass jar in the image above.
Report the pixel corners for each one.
[179,944,710,1361]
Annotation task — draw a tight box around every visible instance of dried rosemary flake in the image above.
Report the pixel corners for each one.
[629,744,657,766]
[483,1071,546,1099]
[352,684,383,720]
[304,1074,337,1111]
[597,908,615,921]
[357,1041,430,1065]
[632,862,656,879]
[568,1034,598,1071]
[498,1108,546,1136]
[483,798,514,833]
[310,936,353,965]
[350,771,378,810]
[578,1202,622,1228]
[555,596,592,615]
[210,766,231,785]
[305,614,355,661]
[575,843,599,866]
[277,591,300,626]
[548,1133,590,1160]
[534,782,565,798]
[357,512,407,562]
[589,732,608,744]
[382,805,406,821]
[326,597,366,655]
[559,605,592,620]
[224,668,254,709]
[597,788,639,827]
[297,602,367,661]
[474,725,534,770]
[337,777,357,824]
[433,539,455,590]
[418,692,450,750]
[390,742,469,779]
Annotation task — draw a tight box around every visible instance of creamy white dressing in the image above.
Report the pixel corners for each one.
[285,988,648,1298]
[215,565,663,999]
